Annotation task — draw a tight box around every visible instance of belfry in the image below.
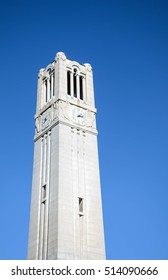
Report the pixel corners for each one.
[28,52,105,259]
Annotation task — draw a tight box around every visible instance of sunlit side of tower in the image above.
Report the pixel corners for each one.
[28,52,105,259]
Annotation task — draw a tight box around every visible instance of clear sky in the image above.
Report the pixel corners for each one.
[0,0,168,260]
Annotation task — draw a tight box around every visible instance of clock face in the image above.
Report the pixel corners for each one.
[72,107,86,126]
[41,108,51,129]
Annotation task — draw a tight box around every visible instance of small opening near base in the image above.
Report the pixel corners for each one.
[79,197,83,213]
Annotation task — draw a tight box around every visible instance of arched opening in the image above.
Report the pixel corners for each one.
[67,71,71,95]
[80,76,83,100]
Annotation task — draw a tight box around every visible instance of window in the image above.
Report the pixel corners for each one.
[79,76,83,100]
[67,68,85,100]
[49,77,51,99]
[79,197,83,213]
[43,69,55,106]
[42,185,46,202]
[73,69,77,97]
[67,71,71,95]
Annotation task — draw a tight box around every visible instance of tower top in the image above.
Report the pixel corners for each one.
[35,52,97,139]
[55,51,92,68]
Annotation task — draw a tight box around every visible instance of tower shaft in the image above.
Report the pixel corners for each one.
[28,52,105,259]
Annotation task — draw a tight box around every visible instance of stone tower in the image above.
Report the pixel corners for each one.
[28,52,105,260]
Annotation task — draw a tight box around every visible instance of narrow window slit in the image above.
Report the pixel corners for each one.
[42,184,46,202]
[79,197,83,213]
[67,71,71,95]
[73,69,77,97]
[79,76,83,100]
[49,77,51,99]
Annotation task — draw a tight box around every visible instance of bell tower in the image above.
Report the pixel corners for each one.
[28,52,105,260]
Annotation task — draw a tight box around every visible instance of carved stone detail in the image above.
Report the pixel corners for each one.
[56,52,66,61]
[58,100,96,129]
[84,63,92,72]
[53,101,59,120]
[36,100,96,134]
[86,110,96,128]
[35,117,40,133]
[59,101,72,122]
[38,68,44,78]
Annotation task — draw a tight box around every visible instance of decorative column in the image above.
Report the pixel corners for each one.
[83,77,86,102]
[76,74,79,99]
[37,69,44,111]
[56,52,67,101]
[70,71,73,97]
[47,77,50,101]
[51,74,53,98]
[84,63,95,107]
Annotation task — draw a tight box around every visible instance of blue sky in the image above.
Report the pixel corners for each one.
[0,0,168,259]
